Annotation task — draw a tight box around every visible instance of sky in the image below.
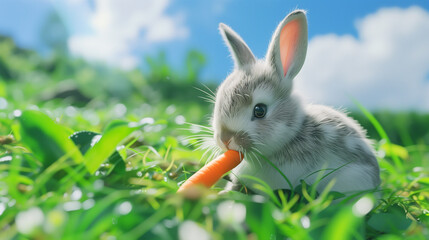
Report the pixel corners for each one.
[0,0,428,111]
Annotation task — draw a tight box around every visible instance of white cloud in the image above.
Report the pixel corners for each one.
[67,0,189,69]
[295,6,429,111]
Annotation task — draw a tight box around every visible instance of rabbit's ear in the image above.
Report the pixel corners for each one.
[266,10,308,89]
[219,23,256,68]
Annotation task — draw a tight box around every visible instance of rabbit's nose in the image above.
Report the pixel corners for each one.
[221,135,232,149]
[220,126,235,149]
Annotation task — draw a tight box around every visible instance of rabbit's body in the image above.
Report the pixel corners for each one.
[229,102,380,194]
[211,10,380,196]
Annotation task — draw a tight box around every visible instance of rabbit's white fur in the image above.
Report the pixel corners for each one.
[212,10,380,196]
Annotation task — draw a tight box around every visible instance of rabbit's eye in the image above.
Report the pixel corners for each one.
[253,103,267,118]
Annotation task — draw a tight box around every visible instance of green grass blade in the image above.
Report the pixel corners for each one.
[121,205,173,238]
[254,152,294,194]
[83,120,142,174]
[353,100,403,169]
[322,205,362,240]
[240,175,281,207]
[19,110,84,168]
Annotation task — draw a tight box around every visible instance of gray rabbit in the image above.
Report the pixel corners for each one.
[210,10,380,197]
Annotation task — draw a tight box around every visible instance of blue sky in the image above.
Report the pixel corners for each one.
[1,0,429,110]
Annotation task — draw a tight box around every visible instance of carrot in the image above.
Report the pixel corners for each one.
[177,150,243,193]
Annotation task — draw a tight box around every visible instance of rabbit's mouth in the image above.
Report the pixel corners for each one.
[215,130,253,153]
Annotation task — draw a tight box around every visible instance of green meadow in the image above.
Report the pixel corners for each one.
[0,35,428,239]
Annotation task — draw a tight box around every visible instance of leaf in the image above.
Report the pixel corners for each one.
[19,110,83,168]
[83,120,141,174]
[417,177,429,185]
[69,131,100,155]
[70,130,125,176]
[367,205,412,233]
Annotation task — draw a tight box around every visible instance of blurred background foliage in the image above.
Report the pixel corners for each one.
[0,29,428,146]
[0,31,216,131]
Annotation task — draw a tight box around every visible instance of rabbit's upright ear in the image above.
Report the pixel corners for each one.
[266,10,308,89]
[219,23,256,68]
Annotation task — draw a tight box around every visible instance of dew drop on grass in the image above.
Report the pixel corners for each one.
[63,201,81,211]
[8,199,16,207]
[130,189,142,195]
[0,202,5,216]
[145,188,157,195]
[352,196,374,217]
[114,103,127,117]
[128,121,140,128]
[93,180,104,190]
[90,135,102,147]
[272,209,285,221]
[83,199,95,210]
[300,216,311,229]
[65,106,77,117]
[216,200,246,225]
[202,206,210,215]
[28,105,39,111]
[0,155,12,162]
[0,97,7,109]
[144,125,153,132]
[71,187,82,201]
[16,207,44,234]
[175,115,186,125]
[163,218,179,228]
[153,125,165,132]
[166,105,176,114]
[252,195,266,203]
[13,109,22,118]
[168,172,178,179]
[179,220,210,240]
[376,149,386,158]
[140,117,154,125]
[116,201,132,215]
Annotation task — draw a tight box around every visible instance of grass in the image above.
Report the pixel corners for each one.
[0,35,428,239]
[0,104,428,239]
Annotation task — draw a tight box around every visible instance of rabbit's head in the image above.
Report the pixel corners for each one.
[212,10,308,157]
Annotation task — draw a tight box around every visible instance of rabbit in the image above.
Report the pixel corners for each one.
[209,10,380,197]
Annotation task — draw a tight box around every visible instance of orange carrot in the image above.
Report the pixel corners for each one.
[177,150,243,193]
